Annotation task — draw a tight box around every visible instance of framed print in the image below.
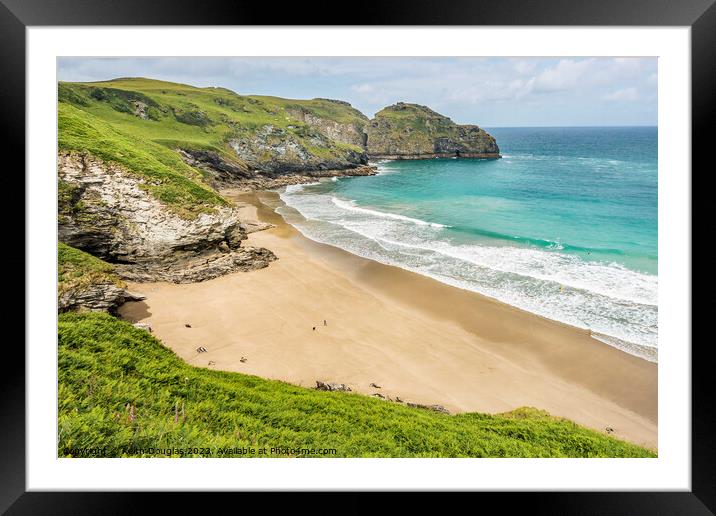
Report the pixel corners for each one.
[3,0,711,511]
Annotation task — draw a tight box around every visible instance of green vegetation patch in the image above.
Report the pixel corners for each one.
[373,103,455,136]
[259,96,368,126]
[58,79,369,187]
[58,312,655,458]
[58,243,124,296]
[58,102,226,218]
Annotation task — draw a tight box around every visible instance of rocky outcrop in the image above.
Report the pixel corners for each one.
[227,124,367,176]
[114,246,275,283]
[286,100,368,148]
[59,282,145,313]
[58,152,276,282]
[178,149,253,187]
[315,381,352,392]
[218,165,378,191]
[366,102,500,160]
[179,146,376,190]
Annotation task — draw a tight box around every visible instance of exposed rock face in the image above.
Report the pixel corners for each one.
[287,102,368,148]
[217,165,378,192]
[114,246,276,283]
[178,149,253,187]
[59,282,145,313]
[227,124,368,176]
[366,102,500,160]
[179,147,376,190]
[58,152,276,282]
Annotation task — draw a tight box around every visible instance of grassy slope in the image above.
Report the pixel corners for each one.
[251,95,368,126]
[58,312,655,458]
[58,243,124,297]
[58,79,367,216]
[59,102,227,217]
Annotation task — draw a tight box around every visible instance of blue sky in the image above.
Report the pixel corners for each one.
[58,57,657,127]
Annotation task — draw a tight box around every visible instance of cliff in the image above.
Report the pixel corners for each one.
[58,78,374,185]
[57,78,374,281]
[366,102,500,159]
[58,151,275,283]
[57,78,498,284]
[58,242,145,312]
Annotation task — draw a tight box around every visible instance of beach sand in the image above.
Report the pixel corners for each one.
[119,190,658,450]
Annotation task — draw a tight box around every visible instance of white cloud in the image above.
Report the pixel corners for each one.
[351,83,376,93]
[512,60,537,75]
[604,87,640,101]
[531,59,595,92]
[57,56,658,126]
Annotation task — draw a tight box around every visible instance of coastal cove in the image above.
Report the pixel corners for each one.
[119,189,657,449]
[55,74,659,458]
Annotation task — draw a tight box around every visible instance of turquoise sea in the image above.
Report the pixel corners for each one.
[277,127,658,361]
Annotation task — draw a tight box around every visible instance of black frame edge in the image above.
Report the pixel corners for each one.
[6,0,713,512]
[691,0,716,512]
[0,0,27,514]
[1,0,715,26]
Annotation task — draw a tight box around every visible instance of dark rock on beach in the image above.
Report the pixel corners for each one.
[315,381,352,392]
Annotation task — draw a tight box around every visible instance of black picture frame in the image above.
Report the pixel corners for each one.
[3,0,710,512]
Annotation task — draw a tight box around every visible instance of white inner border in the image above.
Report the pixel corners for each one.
[27,27,691,491]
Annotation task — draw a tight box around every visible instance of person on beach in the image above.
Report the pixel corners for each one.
[324,320,327,326]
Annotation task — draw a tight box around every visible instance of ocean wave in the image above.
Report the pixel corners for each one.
[278,188,658,358]
[451,226,628,256]
[331,197,451,228]
[591,333,657,363]
[358,233,656,306]
[375,164,399,175]
[284,182,319,194]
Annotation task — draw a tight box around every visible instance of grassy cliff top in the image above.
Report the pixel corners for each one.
[58,102,228,217]
[58,311,655,458]
[58,78,369,216]
[370,102,463,137]
[58,243,125,295]
[59,78,368,138]
[249,95,368,126]
[374,102,452,121]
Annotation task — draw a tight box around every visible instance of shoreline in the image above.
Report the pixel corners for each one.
[119,189,657,449]
[275,176,657,363]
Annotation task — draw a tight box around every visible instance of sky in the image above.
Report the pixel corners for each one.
[58,57,657,127]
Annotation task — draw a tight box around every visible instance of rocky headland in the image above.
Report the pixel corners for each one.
[57,78,499,303]
[366,102,500,160]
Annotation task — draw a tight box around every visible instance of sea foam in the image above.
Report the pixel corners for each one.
[278,188,658,361]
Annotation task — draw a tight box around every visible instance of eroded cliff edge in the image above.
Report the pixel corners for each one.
[58,152,276,284]
[57,78,499,296]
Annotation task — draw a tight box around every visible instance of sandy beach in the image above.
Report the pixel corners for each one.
[119,190,657,450]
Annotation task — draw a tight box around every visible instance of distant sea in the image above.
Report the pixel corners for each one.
[277,127,658,362]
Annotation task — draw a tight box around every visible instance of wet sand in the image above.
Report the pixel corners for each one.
[119,190,657,450]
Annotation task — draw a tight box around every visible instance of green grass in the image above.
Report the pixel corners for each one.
[58,312,656,458]
[373,103,456,136]
[251,95,368,126]
[59,102,227,218]
[58,243,124,297]
[58,78,369,214]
